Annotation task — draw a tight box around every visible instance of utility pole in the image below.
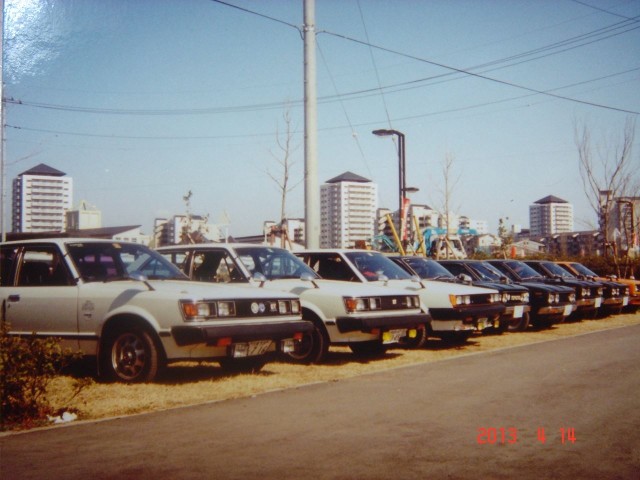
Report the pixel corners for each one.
[1,0,5,242]
[303,0,319,248]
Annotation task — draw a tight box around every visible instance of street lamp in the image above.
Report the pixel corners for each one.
[372,129,419,244]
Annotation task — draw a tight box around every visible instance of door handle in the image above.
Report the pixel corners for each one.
[8,295,20,302]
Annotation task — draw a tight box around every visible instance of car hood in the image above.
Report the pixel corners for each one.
[93,278,299,300]
[368,278,498,294]
[251,278,412,298]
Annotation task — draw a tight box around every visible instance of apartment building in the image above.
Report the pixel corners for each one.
[529,195,574,237]
[11,163,73,233]
[320,171,378,248]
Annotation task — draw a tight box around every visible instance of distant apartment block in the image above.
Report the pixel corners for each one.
[320,171,378,248]
[65,200,102,230]
[154,214,224,246]
[12,163,73,233]
[529,195,574,238]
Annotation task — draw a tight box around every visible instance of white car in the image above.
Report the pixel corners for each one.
[297,249,505,342]
[0,238,311,382]
[157,243,431,363]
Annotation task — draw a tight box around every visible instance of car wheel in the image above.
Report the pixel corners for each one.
[509,311,530,332]
[218,356,267,373]
[285,322,329,364]
[349,340,387,357]
[400,323,428,349]
[101,327,161,383]
[439,331,473,344]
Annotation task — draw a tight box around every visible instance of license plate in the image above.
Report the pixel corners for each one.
[595,298,602,308]
[563,304,573,316]
[513,305,524,318]
[233,340,272,358]
[623,297,629,306]
[382,329,405,344]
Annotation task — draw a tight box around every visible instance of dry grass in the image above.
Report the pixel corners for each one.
[47,312,640,423]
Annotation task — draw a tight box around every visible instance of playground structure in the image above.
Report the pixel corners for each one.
[371,214,474,259]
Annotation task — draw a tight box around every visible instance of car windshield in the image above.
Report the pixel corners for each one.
[503,261,545,280]
[403,257,455,280]
[541,262,576,279]
[481,262,510,280]
[67,242,188,282]
[467,262,502,281]
[569,263,598,277]
[235,246,318,280]
[345,251,413,281]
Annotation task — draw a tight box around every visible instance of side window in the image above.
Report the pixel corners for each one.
[443,263,465,277]
[0,246,19,286]
[158,252,190,274]
[17,245,72,287]
[193,251,245,283]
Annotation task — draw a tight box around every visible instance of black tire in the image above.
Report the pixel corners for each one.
[101,326,161,383]
[438,331,473,344]
[218,356,267,373]
[400,323,428,349]
[349,340,388,357]
[509,311,530,332]
[285,322,329,364]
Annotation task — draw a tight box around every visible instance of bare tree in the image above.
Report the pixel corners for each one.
[266,106,301,246]
[180,190,209,244]
[575,117,637,273]
[430,152,462,259]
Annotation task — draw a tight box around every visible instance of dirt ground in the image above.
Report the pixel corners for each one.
[46,312,640,424]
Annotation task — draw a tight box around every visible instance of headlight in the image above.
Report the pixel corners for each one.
[547,293,556,304]
[501,293,510,303]
[403,296,420,308]
[597,287,603,296]
[523,292,530,303]
[291,299,301,314]
[180,300,218,321]
[218,301,236,316]
[344,297,368,312]
[569,293,576,303]
[449,295,471,307]
[581,288,589,298]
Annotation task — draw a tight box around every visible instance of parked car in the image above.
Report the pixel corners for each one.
[555,261,635,313]
[0,239,312,382]
[296,249,504,343]
[434,259,531,332]
[157,244,430,362]
[523,261,604,318]
[486,260,576,327]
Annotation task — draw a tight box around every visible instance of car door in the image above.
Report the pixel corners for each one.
[0,243,80,350]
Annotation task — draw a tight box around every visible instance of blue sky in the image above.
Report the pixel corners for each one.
[3,0,639,238]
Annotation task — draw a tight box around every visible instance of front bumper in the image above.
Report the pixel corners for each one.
[502,304,531,319]
[535,303,574,317]
[335,313,431,334]
[575,297,601,312]
[430,304,505,332]
[171,320,314,347]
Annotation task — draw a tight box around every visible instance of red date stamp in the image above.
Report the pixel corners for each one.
[477,427,576,445]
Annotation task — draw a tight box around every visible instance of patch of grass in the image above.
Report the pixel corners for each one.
[43,313,640,425]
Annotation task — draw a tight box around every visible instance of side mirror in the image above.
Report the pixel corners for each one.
[300,272,319,288]
[252,272,268,287]
[457,273,473,284]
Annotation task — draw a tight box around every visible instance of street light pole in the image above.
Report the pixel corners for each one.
[373,129,405,219]
[372,129,418,246]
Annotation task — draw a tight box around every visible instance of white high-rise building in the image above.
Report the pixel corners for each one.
[529,195,574,237]
[12,163,73,233]
[320,172,378,248]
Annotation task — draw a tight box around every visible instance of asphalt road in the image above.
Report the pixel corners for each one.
[2,324,639,480]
